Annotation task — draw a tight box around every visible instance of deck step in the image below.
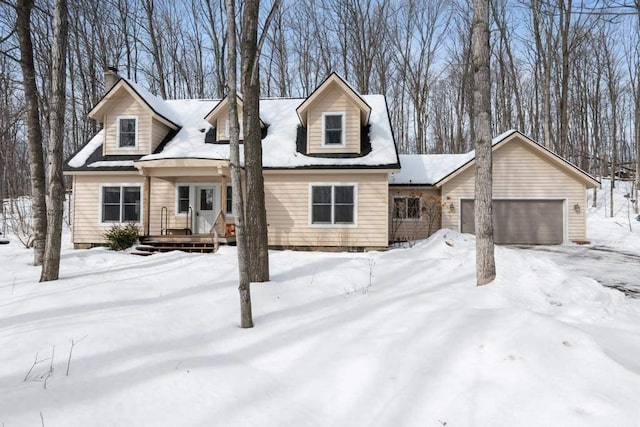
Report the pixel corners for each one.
[131,250,154,256]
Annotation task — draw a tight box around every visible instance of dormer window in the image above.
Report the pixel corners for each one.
[323,113,345,146]
[118,116,138,148]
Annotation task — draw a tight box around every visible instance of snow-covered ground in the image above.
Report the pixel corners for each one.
[1,184,639,426]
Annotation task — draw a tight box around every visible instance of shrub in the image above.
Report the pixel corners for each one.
[103,223,139,251]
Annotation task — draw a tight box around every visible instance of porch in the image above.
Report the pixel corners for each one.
[133,233,236,255]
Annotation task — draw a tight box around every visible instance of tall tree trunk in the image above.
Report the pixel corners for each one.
[242,0,270,283]
[226,0,253,328]
[16,0,47,266]
[472,0,495,286]
[41,0,69,282]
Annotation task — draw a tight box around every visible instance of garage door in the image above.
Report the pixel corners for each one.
[460,199,564,245]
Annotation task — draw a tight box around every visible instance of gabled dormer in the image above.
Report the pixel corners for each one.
[203,95,266,143]
[88,74,180,156]
[296,72,372,156]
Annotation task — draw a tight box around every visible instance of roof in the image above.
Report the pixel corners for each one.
[88,78,181,129]
[65,92,399,172]
[296,72,372,127]
[391,130,599,188]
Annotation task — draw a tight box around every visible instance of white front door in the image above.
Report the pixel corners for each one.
[195,185,219,233]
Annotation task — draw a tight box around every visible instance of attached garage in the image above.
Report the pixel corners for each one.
[391,130,600,245]
[460,199,564,245]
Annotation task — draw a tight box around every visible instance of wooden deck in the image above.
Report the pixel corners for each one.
[133,234,236,255]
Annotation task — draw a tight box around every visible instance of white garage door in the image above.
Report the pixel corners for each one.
[460,199,564,245]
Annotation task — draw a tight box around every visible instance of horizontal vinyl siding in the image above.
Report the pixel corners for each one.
[265,173,388,247]
[150,118,171,152]
[148,177,230,235]
[307,83,360,155]
[389,188,441,242]
[441,141,587,241]
[103,91,152,156]
[72,174,144,244]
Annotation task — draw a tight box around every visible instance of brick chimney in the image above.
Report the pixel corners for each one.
[104,66,119,94]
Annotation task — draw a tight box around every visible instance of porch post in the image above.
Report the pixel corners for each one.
[144,176,151,236]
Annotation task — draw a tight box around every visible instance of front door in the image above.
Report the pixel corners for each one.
[196,186,219,233]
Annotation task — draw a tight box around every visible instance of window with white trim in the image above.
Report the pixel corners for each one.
[177,185,190,214]
[102,186,141,223]
[118,117,137,148]
[393,197,421,220]
[311,184,355,224]
[322,113,344,146]
[225,185,233,214]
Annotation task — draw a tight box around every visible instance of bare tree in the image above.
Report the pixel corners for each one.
[241,0,280,284]
[472,0,495,286]
[226,0,252,328]
[16,0,47,266]
[41,0,69,282]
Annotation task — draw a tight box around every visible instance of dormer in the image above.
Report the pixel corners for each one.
[88,74,180,156]
[296,73,372,156]
[203,95,266,142]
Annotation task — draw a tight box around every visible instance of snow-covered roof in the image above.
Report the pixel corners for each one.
[123,78,182,127]
[67,90,399,170]
[390,154,467,185]
[390,130,518,185]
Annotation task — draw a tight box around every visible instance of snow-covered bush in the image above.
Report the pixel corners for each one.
[103,223,139,251]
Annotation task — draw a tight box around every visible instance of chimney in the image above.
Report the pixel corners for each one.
[104,66,119,94]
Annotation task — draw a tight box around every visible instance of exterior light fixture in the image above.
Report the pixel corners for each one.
[574,203,580,213]
[449,203,455,213]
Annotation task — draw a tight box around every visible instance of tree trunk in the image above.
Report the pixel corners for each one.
[226,0,253,328]
[241,0,270,283]
[16,0,47,266]
[471,0,496,286]
[41,0,69,282]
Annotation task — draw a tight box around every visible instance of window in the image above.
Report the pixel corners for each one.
[102,185,141,223]
[118,117,137,148]
[225,185,233,214]
[393,197,421,220]
[310,184,356,225]
[177,186,190,214]
[323,113,344,146]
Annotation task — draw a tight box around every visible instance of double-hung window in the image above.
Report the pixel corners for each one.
[177,186,190,214]
[102,185,141,223]
[225,185,233,214]
[393,197,421,220]
[310,184,356,225]
[118,117,137,148]
[323,113,344,146]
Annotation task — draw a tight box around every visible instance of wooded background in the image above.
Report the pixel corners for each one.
[0,0,639,199]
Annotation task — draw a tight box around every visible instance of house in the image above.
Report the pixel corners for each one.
[389,130,599,245]
[64,71,400,250]
[64,70,598,250]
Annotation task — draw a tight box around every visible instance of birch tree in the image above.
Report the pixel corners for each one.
[472,0,495,286]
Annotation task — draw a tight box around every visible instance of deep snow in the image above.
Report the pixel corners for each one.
[1,183,639,426]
